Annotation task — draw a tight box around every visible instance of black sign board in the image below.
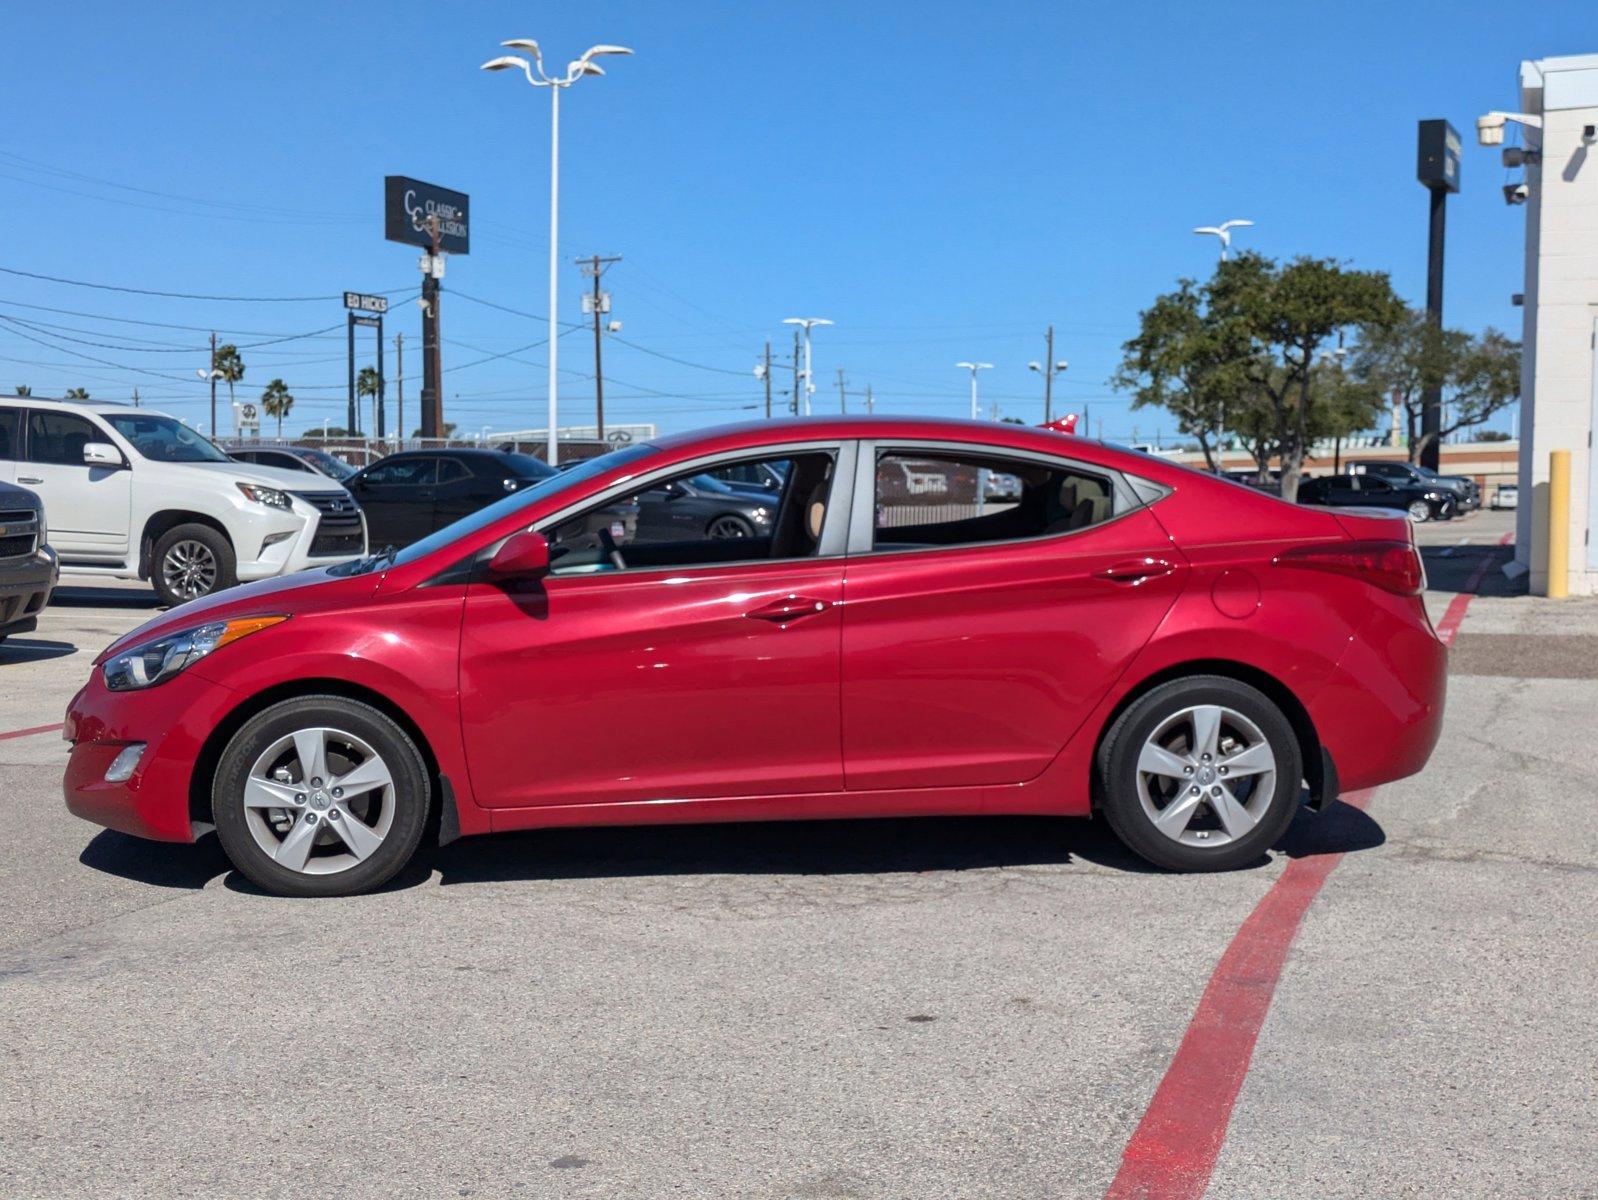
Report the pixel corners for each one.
[384,176,470,255]
[343,291,389,314]
[1416,119,1461,194]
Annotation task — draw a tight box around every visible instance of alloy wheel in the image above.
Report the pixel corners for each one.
[707,516,752,539]
[1134,704,1278,849]
[161,539,218,600]
[241,726,396,875]
[1406,500,1431,523]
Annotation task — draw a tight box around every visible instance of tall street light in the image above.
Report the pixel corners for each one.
[482,38,633,465]
[782,317,832,415]
[956,361,994,420]
[1028,354,1068,424]
[1192,218,1254,261]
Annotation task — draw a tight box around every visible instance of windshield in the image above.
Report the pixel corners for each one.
[502,452,557,480]
[334,443,657,575]
[103,413,232,463]
[300,449,357,481]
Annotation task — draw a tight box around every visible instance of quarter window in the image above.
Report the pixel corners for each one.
[873,451,1114,551]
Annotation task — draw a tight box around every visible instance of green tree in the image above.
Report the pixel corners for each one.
[356,366,382,435]
[1346,309,1519,464]
[13,385,30,397]
[64,387,90,400]
[1114,279,1260,473]
[307,425,354,438]
[212,343,246,418]
[1205,253,1404,500]
[260,378,295,439]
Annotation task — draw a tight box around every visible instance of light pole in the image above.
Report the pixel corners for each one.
[195,366,224,437]
[956,361,994,420]
[482,38,633,465]
[1192,218,1255,261]
[782,318,832,415]
[1028,348,1068,424]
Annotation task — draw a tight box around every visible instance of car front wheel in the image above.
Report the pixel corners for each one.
[152,523,236,607]
[1097,676,1303,872]
[211,696,430,897]
[1406,499,1432,523]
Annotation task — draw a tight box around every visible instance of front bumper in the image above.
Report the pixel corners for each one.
[0,546,57,635]
[62,666,241,843]
[232,497,366,582]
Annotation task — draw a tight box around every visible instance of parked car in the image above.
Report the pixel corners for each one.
[230,446,358,483]
[0,480,56,645]
[706,459,787,498]
[632,471,780,542]
[1492,483,1519,510]
[1354,460,1480,511]
[1298,472,1456,522]
[0,397,365,607]
[347,449,558,548]
[64,416,1446,897]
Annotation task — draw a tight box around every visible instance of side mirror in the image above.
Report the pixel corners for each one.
[83,442,123,468]
[488,530,550,580]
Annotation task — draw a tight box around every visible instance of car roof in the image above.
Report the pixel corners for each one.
[0,395,180,422]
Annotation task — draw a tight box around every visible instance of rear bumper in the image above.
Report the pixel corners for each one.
[0,547,57,634]
[62,667,241,843]
[1306,597,1447,793]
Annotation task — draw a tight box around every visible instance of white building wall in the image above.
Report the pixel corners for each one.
[1513,55,1598,596]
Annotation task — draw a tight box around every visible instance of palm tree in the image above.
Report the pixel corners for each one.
[212,344,246,418]
[260,378,294,439]
[356,366,381,437]
[64,387,90,399]
[13,385,30,397]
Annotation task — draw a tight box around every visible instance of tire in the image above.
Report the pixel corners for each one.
[211,695,431,898]
[152,523,236,607]
[1096,676,1303,872]
[706,514,755,539]
[1406,499,1431,523]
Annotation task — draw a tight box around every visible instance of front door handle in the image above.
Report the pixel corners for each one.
[18,477,43,485]
[1095,557,1174,584]
[745,594,830,623]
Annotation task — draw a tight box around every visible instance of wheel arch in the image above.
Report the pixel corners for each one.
[188,677,444,831]
[1090,658,1328,809]
[139,510,234,580]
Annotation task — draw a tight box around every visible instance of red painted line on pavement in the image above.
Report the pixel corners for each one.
[1105,533,1510,1200]
[0,722,63,742]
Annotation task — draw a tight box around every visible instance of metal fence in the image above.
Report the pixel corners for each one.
[876,502,1015,528]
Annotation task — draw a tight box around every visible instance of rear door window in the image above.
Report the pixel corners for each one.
[24,410,105,466]
[0,408,19,460]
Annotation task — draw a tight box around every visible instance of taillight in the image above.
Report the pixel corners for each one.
[1273,540,1425,596]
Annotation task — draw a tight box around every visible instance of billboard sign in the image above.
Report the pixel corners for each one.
[384,176,470,254]
[343,291,388,314]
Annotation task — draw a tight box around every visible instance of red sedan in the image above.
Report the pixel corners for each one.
[63,418,1445,897]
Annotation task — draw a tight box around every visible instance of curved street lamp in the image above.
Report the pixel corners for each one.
[1192,218,1254,262]
[956,361,994,420]
[782,317,832,415]
[483,39,633,464]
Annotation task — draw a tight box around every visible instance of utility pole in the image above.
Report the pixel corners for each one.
[791,328,802,415]
[1044,325,1054,422]
[419,217,445,441]
[131,387,140,408]
[394,332,404,442]
[762,340,773,418]
[208,331,217,437]
[579,254,621,439]
[864,383,874,414]
[836,367,848,413]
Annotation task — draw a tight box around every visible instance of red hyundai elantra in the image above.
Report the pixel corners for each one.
[63,418,1446,897]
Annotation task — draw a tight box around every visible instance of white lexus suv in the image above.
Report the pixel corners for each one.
[0,397,366,607]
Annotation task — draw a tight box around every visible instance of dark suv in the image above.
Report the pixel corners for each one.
[1356,460,1480,511]
[0,481,57,645]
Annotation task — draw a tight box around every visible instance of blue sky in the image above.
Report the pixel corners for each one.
[1,1,1589,441]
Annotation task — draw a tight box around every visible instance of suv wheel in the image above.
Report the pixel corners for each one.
[152,523,236,606]
[211,696,430,898]
[1097,676,1303,872]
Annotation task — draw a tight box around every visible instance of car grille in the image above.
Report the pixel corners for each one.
[0,508,39,560]
[294,491,365,558]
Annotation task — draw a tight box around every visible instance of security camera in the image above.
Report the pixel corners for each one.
[1503,182,1530,205]
[607,320,622,333]
[1586,124,1597,144]
[1501,146,1540,168]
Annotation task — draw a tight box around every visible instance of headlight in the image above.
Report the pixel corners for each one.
[751,507,772,524]
[103,615,287,691]
[236,482,293,511]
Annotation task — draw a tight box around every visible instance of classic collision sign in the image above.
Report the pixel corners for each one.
[384,176,470,255]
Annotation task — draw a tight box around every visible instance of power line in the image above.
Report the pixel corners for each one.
[0,264,404,303]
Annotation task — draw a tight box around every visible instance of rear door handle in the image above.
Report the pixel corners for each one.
[18,477,43,485]
[1095,557,1174,584]
[745,594,830,623]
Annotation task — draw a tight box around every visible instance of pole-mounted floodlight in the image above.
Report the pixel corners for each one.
[1193,219,1254,261]
[956,361,994,420]
[482,37,633,464]
[783,317,833,415]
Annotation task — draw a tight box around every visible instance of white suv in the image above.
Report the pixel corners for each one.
[0,397,366,607]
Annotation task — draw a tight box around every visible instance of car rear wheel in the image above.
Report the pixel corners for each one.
[152,523,236,607]
[1406,499,1432,523]
[1097,676,1303,872]
[212,696,430,897]
[707,515,755,539]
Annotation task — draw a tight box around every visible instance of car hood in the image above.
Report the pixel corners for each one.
[93,567,376,665]
[177,459,349,492]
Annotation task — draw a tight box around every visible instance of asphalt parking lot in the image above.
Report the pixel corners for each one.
[1,506,1593,1199]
